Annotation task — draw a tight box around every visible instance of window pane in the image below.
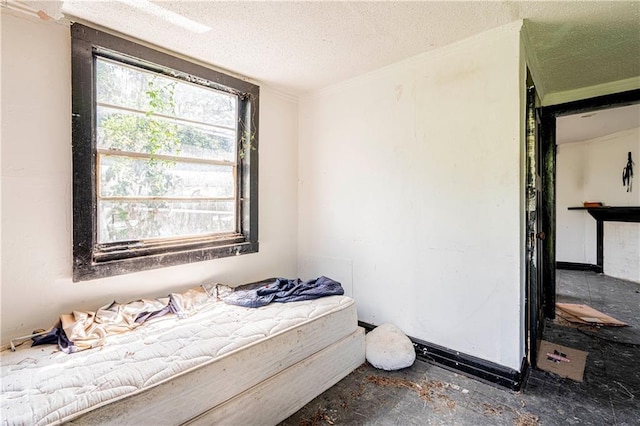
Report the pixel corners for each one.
[96,59,149,111]
[97,106,236,162]
[173,78,237,129]
[96,58,236,128]
[98,200,235,243]
[99,155,234,198]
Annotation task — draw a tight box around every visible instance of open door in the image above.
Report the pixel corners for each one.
[525,82,545,368]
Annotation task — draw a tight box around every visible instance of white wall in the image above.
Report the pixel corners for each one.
[0,9,299,344]
[298,22,525,370]
[556,127,640,282]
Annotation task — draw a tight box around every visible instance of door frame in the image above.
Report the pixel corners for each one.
[524,72,548,369]
[531,89,640,366]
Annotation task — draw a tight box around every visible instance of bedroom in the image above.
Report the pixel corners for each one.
[1,0,639,424]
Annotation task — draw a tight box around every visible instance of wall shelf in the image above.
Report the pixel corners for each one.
[567,206,640,223]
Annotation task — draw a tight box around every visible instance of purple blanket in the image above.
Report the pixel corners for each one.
[222,276,344,308]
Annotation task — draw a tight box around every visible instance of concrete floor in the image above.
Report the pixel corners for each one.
[280,270,640,425]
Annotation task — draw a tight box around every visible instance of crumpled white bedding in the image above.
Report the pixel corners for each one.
[50,286,212,353]
[1,295,355,425]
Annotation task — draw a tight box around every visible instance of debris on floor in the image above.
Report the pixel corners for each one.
[299,408,336,426]
[366,375,456,410]
[537,340,588,382]
[556,303,628,326]
[481,402,504,416]
[477,401,539,425]
[514,411,540,426]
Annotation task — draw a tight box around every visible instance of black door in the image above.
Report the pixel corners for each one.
[526,84,545,368]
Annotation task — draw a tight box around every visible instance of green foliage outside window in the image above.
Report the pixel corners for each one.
[96,60,237,243]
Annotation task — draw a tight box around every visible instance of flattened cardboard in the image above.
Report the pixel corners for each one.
[556,303,628,327]
[554,309,582,328]
[537,340,588,382]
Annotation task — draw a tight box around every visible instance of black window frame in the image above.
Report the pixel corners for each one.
[72,23,259,282]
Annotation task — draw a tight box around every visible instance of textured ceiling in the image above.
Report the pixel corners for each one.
[557,103,640,145]
[523,3,640,95]
[48,1,640,96]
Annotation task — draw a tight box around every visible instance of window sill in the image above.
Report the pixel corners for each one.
[73,239,258,282]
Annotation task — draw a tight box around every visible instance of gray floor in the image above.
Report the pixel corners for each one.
[280,270,640,425]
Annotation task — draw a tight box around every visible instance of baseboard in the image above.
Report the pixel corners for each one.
[358,321,527,391]
[556,261,602,273]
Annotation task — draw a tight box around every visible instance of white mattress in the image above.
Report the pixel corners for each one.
[186,327,366,426]
[1,295,357,425]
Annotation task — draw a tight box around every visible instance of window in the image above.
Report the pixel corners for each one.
[72,24,259,282]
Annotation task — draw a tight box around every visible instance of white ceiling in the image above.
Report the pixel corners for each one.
[54,0,640,96]
[557,103,640,145]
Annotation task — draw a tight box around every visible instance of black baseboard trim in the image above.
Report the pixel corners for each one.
[557,261,603,273]
[358,321,528,391]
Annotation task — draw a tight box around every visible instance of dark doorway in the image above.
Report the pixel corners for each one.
[531,88,640,370]
[538,88,640,317]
